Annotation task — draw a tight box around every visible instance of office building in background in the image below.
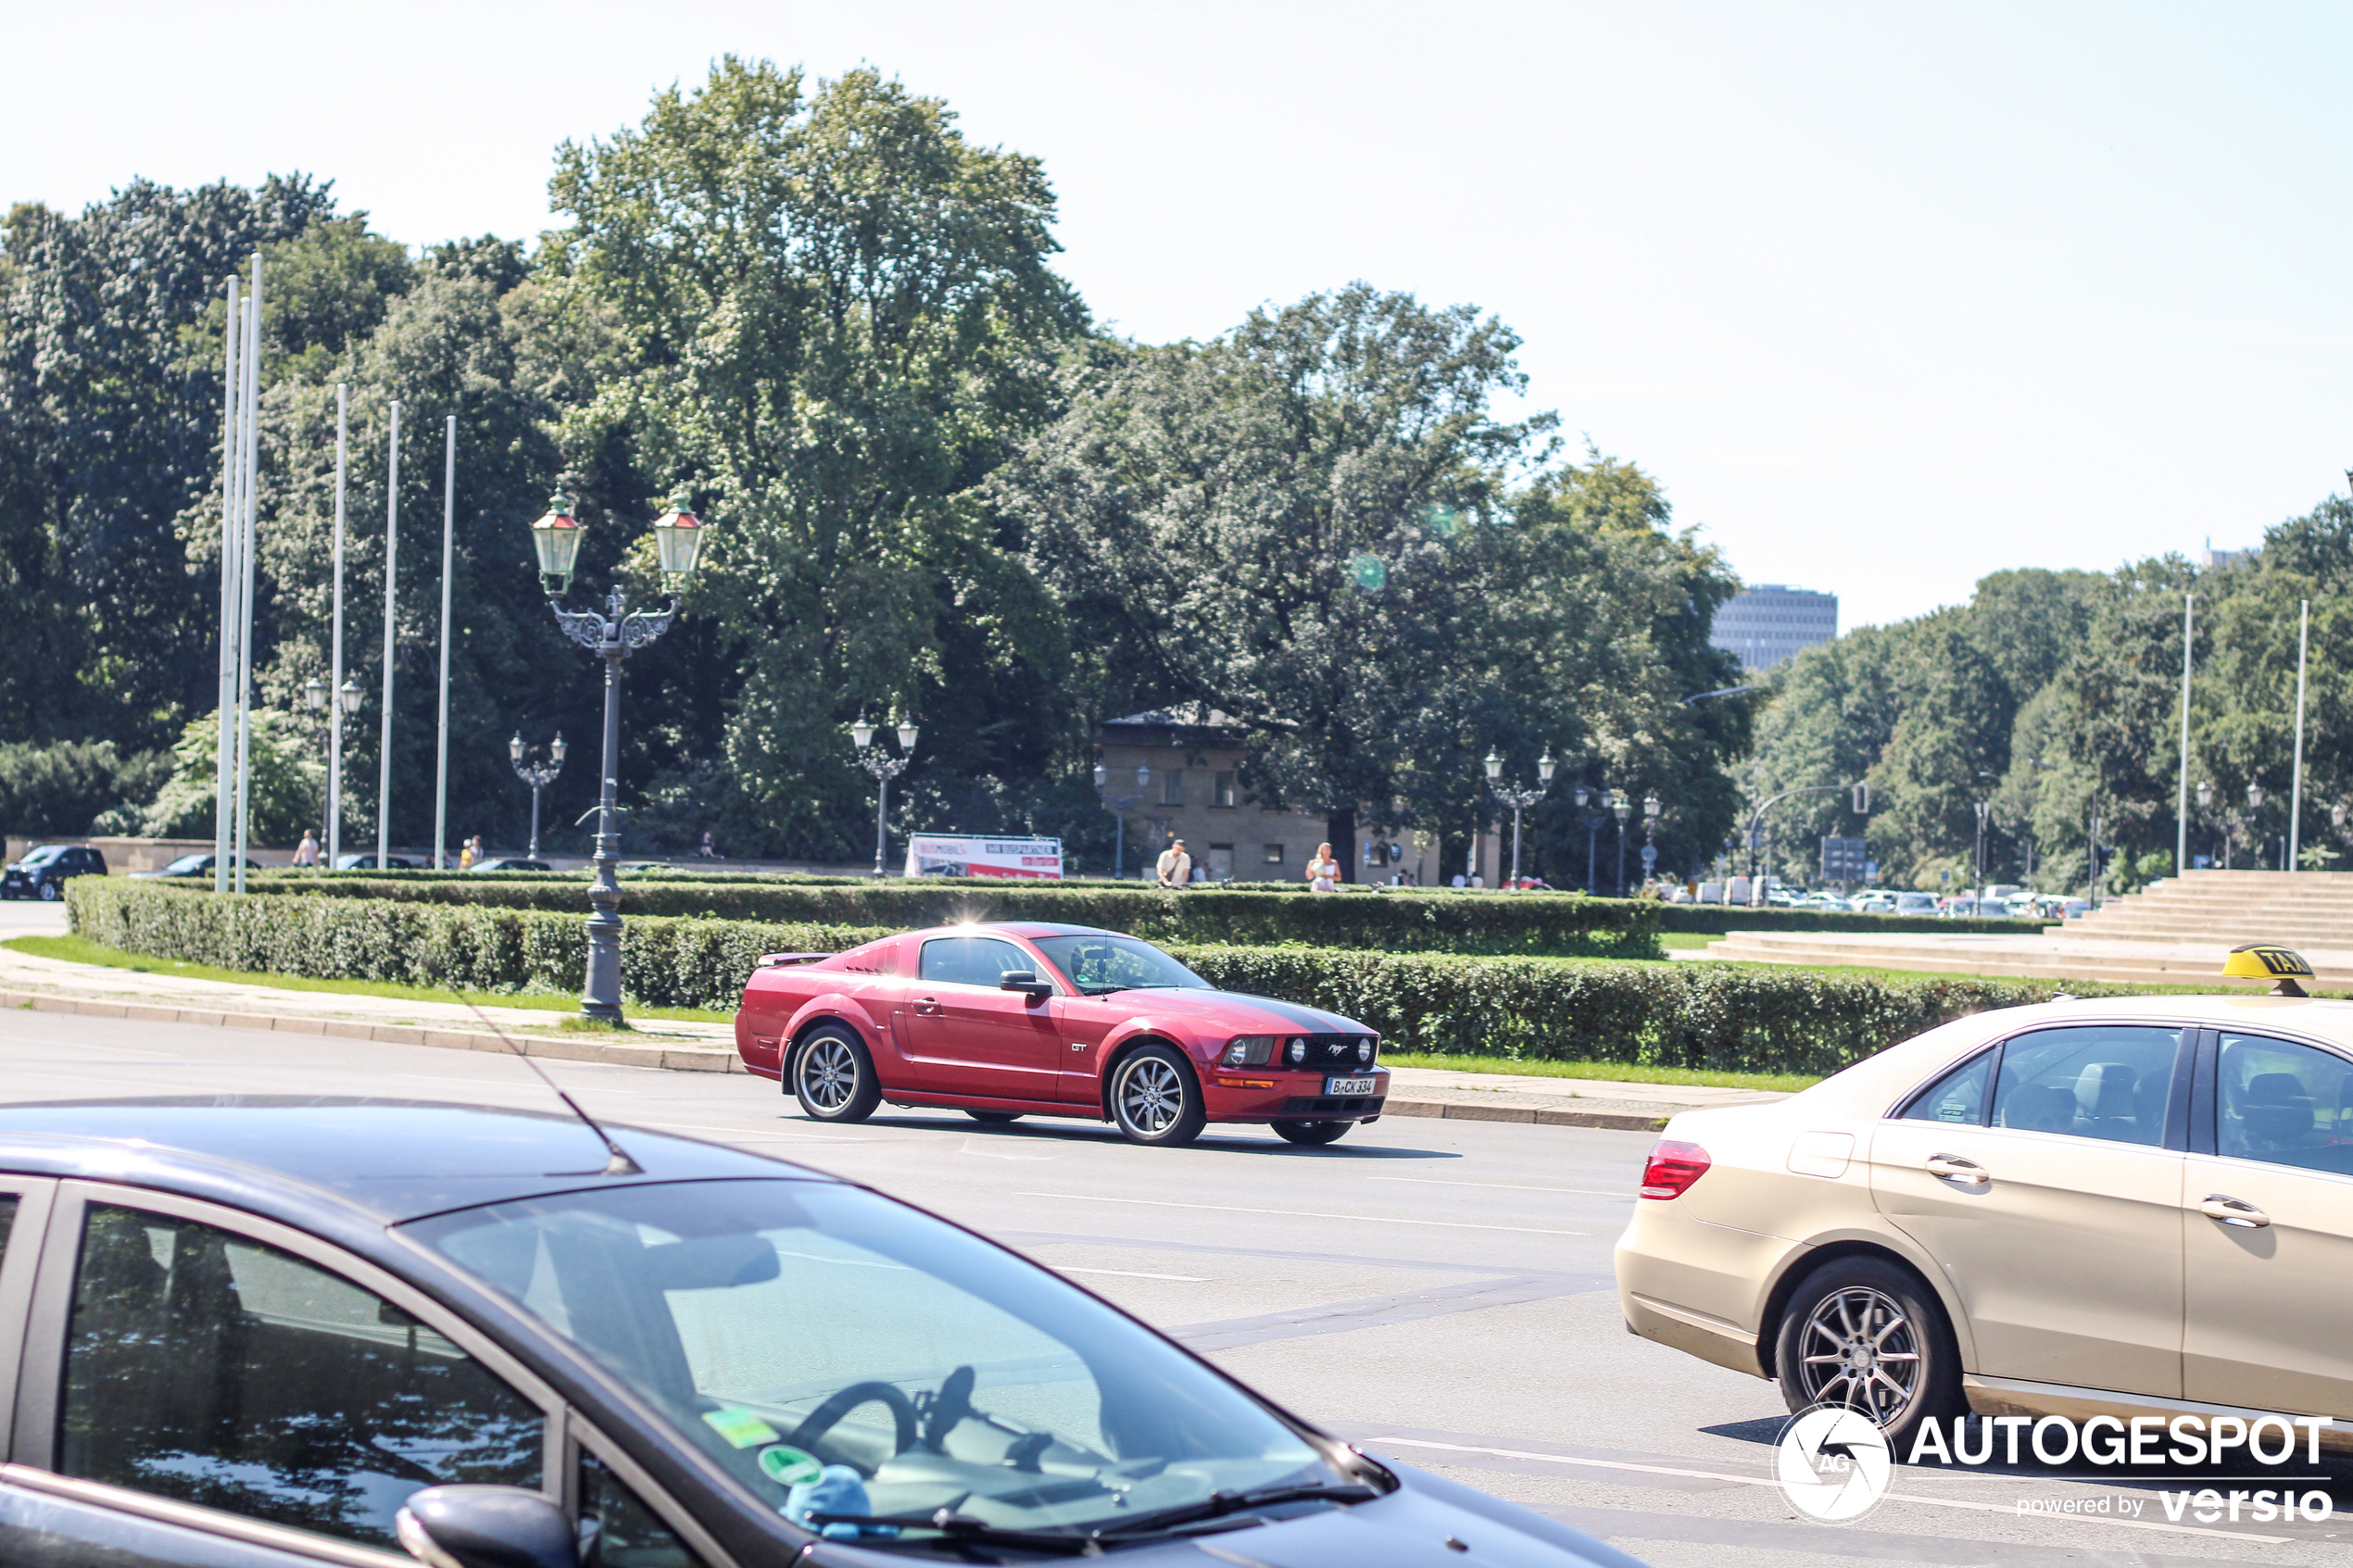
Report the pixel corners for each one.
[1710,584,1838,671]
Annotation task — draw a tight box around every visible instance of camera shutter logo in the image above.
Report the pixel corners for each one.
[1775,1406,1892,1523]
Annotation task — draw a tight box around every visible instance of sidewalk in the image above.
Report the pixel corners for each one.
[0,939,1784,1131]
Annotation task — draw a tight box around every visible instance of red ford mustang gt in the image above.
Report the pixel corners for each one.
[733,922,1388,1147]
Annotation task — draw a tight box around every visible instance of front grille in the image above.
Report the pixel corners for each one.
[1281,1095,1387,1116]
[1290,1034,1378,1067]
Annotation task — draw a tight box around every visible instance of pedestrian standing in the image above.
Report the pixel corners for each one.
[293,829,321,867]
[1156,838,1193,888]
[1306,842,1340,893]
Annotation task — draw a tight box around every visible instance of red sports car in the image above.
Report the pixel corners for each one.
[734,922,1388,1147]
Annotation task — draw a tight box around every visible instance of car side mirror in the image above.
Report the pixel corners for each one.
[396,1485,575,1568]
[999,970,1053,1001]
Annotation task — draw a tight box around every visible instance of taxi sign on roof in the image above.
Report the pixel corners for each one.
[2223,942,2313,997]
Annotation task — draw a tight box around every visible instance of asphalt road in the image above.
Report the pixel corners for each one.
[0,1009,2344,1568]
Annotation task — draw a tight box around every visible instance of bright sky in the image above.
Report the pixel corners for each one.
[8,1,2347,628]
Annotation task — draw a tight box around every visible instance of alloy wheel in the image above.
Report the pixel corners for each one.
[1117,1057,1185,1135]
[799,1038,859,1112]
[1794,1285,1923,1425]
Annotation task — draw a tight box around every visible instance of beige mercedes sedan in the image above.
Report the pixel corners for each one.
[1614,988,2353,1450]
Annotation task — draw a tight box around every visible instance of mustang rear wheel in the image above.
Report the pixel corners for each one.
[1109,1045,1206,1147]
[1272,1120,1352,1146]
[791,1025,881,1123]
[1774,1256,1963,1455]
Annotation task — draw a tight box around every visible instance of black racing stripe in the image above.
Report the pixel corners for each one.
[1214,992,1366,1035]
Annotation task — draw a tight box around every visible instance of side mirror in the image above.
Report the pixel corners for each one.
[999,970,1053,1001]
[396,1485,575,1568]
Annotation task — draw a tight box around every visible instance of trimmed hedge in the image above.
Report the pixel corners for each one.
[68,877,889,1011]
[75,879,2170,1074]
[224,875,1663,959]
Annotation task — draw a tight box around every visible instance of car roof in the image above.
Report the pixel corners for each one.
[0,1097,834,1226]
[902,922,1120,939]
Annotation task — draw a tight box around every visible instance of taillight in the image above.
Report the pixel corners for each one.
[1640,1140,1711,1199]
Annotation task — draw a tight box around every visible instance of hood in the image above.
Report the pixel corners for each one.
[1119,988,1374,1038]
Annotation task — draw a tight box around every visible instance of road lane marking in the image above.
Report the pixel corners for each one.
[1369,1176,1632,1198]
[1057,1266,1211,1282]
[1367,1438,2295,1544]
[1013,1193,1587,1236]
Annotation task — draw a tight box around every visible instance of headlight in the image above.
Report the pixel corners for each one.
[1357,1039,1374,1063]
[1286,1039,1307,1065]
[1221,1035,1277,1067]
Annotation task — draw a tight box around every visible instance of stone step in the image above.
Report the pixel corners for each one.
[1703,933,2353,990]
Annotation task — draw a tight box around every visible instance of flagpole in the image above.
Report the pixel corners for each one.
[215,277,242,895]
[378,400,400,871]
[232,254,261,894]
[2291,598,2310,872]
[434,415,454,871]
[329,383,348,868]
[2176,593,2192,875]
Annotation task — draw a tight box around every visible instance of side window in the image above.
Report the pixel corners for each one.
[58,1204,545,1549]
[1899,1052,1991,1124]
[0,1194,16,1261]
[919,936,1035,987]
[1213,772,1236,809]
[581,1450,708,1568]
[1991,1026,2183,1146]
[2218,1034,2353,1175]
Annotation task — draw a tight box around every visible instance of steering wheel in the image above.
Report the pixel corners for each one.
[791,1380,922,1459]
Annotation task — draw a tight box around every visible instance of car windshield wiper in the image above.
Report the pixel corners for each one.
[1088,1481,1379,1538]
[807,1510,1098,1555]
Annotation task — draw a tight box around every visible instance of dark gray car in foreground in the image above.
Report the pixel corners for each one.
[0,1098,1645,1568]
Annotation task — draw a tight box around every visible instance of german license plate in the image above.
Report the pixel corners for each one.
[1326,1075,1377,1096]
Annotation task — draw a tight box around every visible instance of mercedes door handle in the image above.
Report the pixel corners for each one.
[2199,1195,2271,1229]
[912,996,941,1016]
[1925,1154,1990,1187]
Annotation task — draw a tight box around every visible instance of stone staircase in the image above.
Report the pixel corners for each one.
[2047,869,2353,950]
[1695,870,2353,987]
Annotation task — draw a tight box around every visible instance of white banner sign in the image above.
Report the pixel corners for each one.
[903,834,1063,880]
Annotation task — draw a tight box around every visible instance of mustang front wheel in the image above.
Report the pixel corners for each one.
[1109,1045,1206,1147]
[791,1025,881,1123]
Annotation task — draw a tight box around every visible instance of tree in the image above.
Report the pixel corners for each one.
[1000,285,1553,876]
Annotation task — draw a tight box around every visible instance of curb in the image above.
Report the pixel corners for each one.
[0,985,747,1075]
[1,984,1671,1132]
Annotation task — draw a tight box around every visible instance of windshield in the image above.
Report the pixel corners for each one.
[17,847,62,868]
[162,854,208,874]
[405,1181,1340,1545]
[1031,935,1209,997]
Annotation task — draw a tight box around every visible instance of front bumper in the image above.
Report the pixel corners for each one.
[1202,1065,1390,1121]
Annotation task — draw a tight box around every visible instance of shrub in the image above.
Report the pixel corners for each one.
[0,740,170,838]
[229,875,1664,958]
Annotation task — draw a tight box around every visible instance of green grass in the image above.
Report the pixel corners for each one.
[3,935,734,1023]
[1657,932,1718,951]
[1380,1051,1818,1093]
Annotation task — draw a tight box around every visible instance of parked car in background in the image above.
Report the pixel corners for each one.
[332,853,416,870]
[1797,892,1852,912]
[1893,891,1940,914]
[3,844,106,900]
[469,857,551,872]
[1851,890,1896,914]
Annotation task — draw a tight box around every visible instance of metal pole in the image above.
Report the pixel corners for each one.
[874,772,889,876]
[378,401,399,870]
[214,278,242,894]
[1114,811,1125,879]
[528,781,542,861]
[1588,819,1600,893]
[2176,593,2193,875]
[329,383,347,868]
[2291,598,2309,872]
[434,416,455,871]
[1616,821,1627,897]
[232,255,261,895]
[581,639,625,1022]
[1510,804,1523,886]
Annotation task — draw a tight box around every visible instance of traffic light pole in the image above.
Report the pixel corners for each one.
[1743,782,1869,901]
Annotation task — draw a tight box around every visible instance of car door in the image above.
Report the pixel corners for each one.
[0,1181,568,1566]
[1869,1022,2190,1397]
[2180,1028,2353,1417]
[901,935,1063,1101]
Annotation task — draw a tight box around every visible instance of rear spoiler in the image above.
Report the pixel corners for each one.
[757,952,830,968]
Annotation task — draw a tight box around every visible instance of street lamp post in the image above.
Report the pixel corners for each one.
[1641,791,1662,887]
[2247,778,2268,873]
[528,490,704,1024]
[1572,785,1611,893]
[509,733,566,860]
[1483,748,1554,888]
[851,715,919,877]
[1612,792,1632,896]
[1093,760,1150,879]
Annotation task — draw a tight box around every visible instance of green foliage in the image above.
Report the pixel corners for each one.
[131,709,322,845]
[0,742,168,837]
[225,873,1665,958]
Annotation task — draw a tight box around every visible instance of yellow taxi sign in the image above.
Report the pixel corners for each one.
[2224,943,2313,996]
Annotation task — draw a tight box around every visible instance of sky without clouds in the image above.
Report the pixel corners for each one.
[6,0,2346,630]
